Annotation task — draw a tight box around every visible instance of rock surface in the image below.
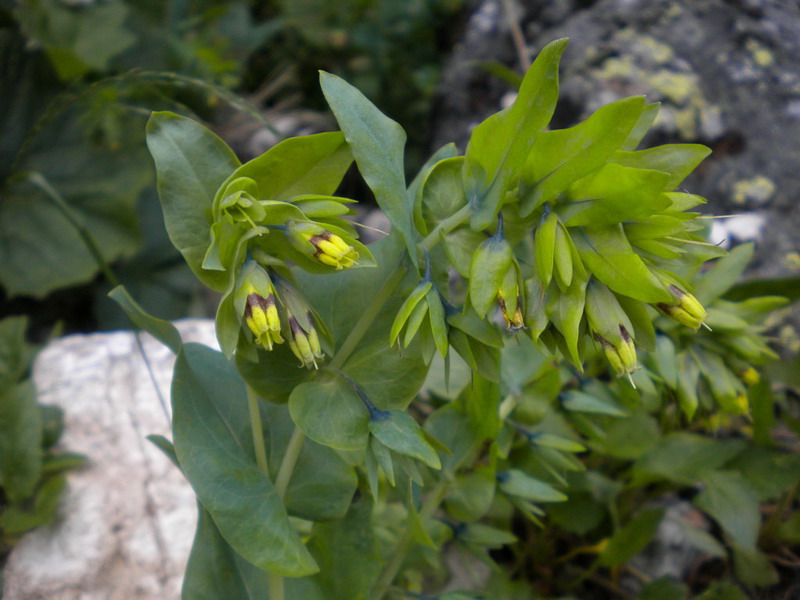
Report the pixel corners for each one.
[2,321,216,600]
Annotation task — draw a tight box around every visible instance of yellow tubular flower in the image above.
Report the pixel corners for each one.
[308,231,358,270]
[244,289,283,350]
[657,285,707,330]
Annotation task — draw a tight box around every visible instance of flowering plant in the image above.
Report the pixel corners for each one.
[113,39,792,599]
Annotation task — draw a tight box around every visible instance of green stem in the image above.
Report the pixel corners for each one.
[372,479,450,600]
[268,573,285,600]
[247,384,279,599]
[328,264,408,371]
[246,386,269,476]
[275,426,305,498]
[419,204,472,252]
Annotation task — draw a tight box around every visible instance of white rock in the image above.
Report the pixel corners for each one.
[3,320,218,600]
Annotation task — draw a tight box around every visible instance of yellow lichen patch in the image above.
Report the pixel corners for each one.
[732,176,775,205]
[779,325,800,354]
[784,252,800,271]
[746,39,774,68]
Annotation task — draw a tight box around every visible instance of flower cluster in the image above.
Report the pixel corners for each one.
[198,144,375,364]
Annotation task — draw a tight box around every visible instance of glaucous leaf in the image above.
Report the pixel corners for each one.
[172,344,317,576]
[320,72,418,263]
[146,111,240,292]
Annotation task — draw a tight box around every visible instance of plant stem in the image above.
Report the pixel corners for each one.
[327,264,408,371]
[275,426,305,498]
[372,478,450,600]
[500,0,530,73]
[268,573,285,600]
[420,205,472,252]
[247,384,281,599]
[246,385,269,476]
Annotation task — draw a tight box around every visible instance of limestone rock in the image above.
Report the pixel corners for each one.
[2,321,217,600]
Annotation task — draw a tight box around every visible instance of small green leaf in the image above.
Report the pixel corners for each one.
[694,243,753,304]
[390,282,432,346]
[466,38,569,229]
[109,285,182,354]
[694,471,760,549]
[562,164,671,226]
[545,275,587,367]
[0,382,42,503]
[445,466,497,522]
[289,376,369,451]
[561,390,628,417]
[632,434,746,486]
[416,156,467,235]
[459,522,517,548]
[534,210,557,287]
[498,469,567,503]
[521,96,646,214]
[469,235,512,318]
[216,132,351,205]
[599,508,664,567]
[369,410,441,469]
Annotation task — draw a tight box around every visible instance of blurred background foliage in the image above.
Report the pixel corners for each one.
[0,0,466,336]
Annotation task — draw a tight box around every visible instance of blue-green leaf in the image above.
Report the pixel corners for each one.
[172,344,317,576]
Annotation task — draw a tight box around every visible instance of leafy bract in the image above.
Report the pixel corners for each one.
[213,131,352,204]
[520,95,646,215]
[320,71,418,263]
[146,111,240,292]
[573,226,672,303]
[289,376,369,451]
[109,285,182,354]
[465,38,569,229]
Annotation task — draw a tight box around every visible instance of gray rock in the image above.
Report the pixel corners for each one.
[2,321,217,600]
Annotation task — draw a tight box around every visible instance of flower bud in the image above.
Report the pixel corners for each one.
[497,261,525,331]
[288,221,359,270]
[596,325,639,385]
[217,177,266,227]
[656,285,707,330]
[287,313,324,369]
[468,216,513,319]
[497,290,524,331]
[741,367,760,386]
